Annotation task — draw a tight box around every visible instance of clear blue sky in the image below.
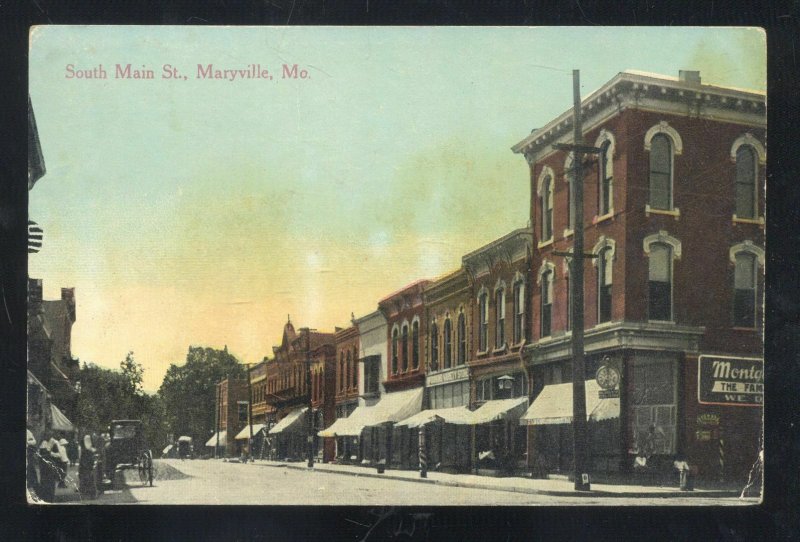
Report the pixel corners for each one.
[28,26,765,391]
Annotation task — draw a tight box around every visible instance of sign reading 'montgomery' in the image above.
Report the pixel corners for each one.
[698,355,763,407]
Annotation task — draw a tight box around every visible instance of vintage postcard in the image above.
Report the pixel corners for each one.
[27,26,765,505]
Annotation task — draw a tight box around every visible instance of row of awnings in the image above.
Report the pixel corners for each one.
[316,381,620,438]
[205,423,271,447]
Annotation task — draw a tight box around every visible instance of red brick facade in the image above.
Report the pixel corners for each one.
[378,280,430,392]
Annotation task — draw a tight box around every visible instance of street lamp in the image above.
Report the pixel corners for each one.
[497,375,515,399]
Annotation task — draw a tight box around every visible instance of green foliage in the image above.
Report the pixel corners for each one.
[158,346,245,447]
[73,353,168,451]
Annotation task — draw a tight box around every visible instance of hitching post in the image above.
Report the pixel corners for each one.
[418,423,428,478]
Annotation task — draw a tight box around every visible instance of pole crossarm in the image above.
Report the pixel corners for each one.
[552,143,604,155]
[551,250,598,259]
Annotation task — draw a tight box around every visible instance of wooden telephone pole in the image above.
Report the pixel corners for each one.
[552,70,602,491]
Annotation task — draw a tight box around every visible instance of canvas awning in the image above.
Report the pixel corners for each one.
[317,387,423,437]
[50,403,74,432]
[205,431,227,447]
[235,424,266,440]
[470,397,529,425]
[395,406,474,428]
[269,407,308,435]
[162,444,174,455]
[519,380,620,425]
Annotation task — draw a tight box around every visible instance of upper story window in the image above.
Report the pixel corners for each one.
[513,278,525,344]
[478,291,489,352]
[596,131,615,216]
[401,323,409,372]
[363,355,380,395]
[443,317,452,369]
[538,167,555,243]
[457,310,466,365]
[730,242,765,328]
[430,322,439,371]
[352,346,358,390]
[645,122,683,212]
[412,320,420,370]
[735,145,757,219]
[495,287,506,348]
[731,134,765,221]
[643,230,683,323]
[391,327,399,375]
[346,351,352,391]
[597,246,613,323]
[339,352,345,392]
[564,153,575,232]
[540,269,553,338]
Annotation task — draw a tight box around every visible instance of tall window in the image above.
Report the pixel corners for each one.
[734,252,757,327]
[495,288,505,348]
[649,134,673,210]
[735,145,757,219]
[599,140,613,215]
[412,320,420,370]
[352,347,358,390]
[648,243,673,321]
[339,353,345,391]
[443,318,452,369]
[478,293,489,351]
[430,322,439,371]
[401,324,409,372]
[598,247,613,323]
[541,174,554,241]
[541,270,553,337]
[457,312,466,365]
[565,153,575,231]
[391,328,399,375]
[346,351,352,392]
[513,280,525,344]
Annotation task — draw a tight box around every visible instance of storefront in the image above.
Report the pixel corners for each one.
[268,407,309,461]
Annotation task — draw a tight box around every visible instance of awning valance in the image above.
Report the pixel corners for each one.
[519,380,620,425]
[235,424,266,440]
[318,387,423,437]
[470,397,529,425]
[395,406,474,428]
[205,431,227,447]
[50,403,74,432]
[269,407,308,435]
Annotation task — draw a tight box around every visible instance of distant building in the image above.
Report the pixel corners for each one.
[211,378,248,457]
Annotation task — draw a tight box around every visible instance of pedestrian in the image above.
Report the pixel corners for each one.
[26,430,39,497]
[37,432,60,501]
[57,438,70,487]
[79,434,99,499]
[67,437,79,466]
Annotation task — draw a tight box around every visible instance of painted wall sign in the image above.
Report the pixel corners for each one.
[426,366,469,387]
[697,355,763,407]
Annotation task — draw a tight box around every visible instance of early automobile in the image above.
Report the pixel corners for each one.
[104,419,153,486]
[177,435,193,460]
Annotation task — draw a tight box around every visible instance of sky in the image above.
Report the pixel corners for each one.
[28,26,766,392]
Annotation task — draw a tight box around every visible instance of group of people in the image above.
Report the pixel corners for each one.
[26,429,106,502]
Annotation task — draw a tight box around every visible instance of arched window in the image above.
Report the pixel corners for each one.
[352,346,358,390]
[564,153,575,232]
[649,134,673,210]
[430,322,439,371]
[443,318,452,369]
[457,311,466,365]
[412,320,420,370]
[513,279,525,344]
[598,246,613,323]
[495,288,506,348]
[541,270,553,337]
[541,174,554,241]
[391,327,399,375]
[478,292,489,351]
[733,252,757,327]
[648,243,673,321]
[599,139,613,215]
[735,145,757,219]
[401,324,409,372]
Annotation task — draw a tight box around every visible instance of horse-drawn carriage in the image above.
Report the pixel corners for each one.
[104,419,153,486]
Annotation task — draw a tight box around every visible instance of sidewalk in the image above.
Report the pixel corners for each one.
[250,459,748,499]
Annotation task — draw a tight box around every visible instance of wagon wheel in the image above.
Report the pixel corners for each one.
[138,450,153,486]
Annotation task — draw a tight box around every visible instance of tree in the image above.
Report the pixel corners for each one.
[120,351,144,396]
[158,346,245,448]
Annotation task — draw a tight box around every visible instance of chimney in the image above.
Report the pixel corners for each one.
[679,70,701,86]
[61,287,76,322]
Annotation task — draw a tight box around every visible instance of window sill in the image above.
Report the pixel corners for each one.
[647,319,676,325]
[476,349,489,357]
[645,205,680,219]
[492,344,508,354]
[732,215,764,226]
[537,238,554,249]
[510,340,526,349]
[592,210,615,225]
[562,228,574,239]
[732,326,759,332]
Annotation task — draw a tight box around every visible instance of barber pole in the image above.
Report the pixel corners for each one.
[719,437,725,482]
[418,423,427,478]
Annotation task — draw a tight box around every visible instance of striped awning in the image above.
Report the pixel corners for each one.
[50,403,74,432]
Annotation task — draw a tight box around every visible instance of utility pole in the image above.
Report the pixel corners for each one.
[247,366,254,462]
[306,330,315,468]
[551,70,601,491]
[215,382,221,459]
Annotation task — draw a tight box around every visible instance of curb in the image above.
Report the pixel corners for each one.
[253,461,742,499]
